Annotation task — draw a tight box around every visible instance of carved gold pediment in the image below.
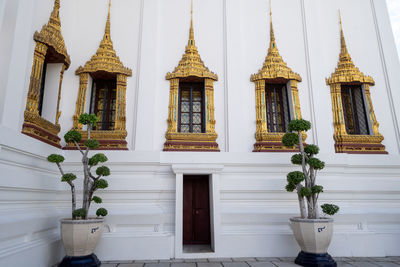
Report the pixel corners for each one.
[251,12,301,83]
[34,0,70,69]
[326,16,374,85]
[76,1,131,77]
[166,3,217,81]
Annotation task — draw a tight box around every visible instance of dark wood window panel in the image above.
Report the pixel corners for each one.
[341,85,369,135]
[265,83,290,133]
[37,62,48,116]
[89,78,117,131]
[178,82,205,133]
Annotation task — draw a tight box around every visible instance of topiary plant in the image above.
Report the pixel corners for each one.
[282,119,339,219]
[47,113,109,220]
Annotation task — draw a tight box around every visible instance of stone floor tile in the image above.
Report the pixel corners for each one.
[222,263,250,267]
[348,262,380,267]
[255,258,280,262]
[334,257,353,261]
[209,258,233,262]
[347,257,374,262]
[144,263,170,267]
[101,264,118,267]
[272,261,299,267]
[171,263,196,267]
[197,263,224,267]
[160,259,185,263]
[136,261,160,263]
[248,262,276,267]
[336,262,355,267]
[232,258,257,262]
[375,263,400,267]
[277,258,295,262]
[118,264,145,267]
[184,258,208,262]
[369,258,397,262]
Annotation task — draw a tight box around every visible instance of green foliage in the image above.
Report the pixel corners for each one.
[288,119,311,132]
[282,133,299,147]
[92,196,102,204]
[84,139,99,149]
[312,185,324,194]
[78,113,99,126]
[285,183,296,192]
[73,208,87,219]
[47,154,65,163]
[96,166,110,176]
[89,153,108,166]
[286,171,305,192]
[304,144,320,155]
[291,154,303,165]
[321,204,339,216]
[62,173,77,182]
[307,158,325,170]
[64,130,82,143]
[300,187,312,197]
[287,171,305,185]
[95,179,108,189]
[96,208,108,217]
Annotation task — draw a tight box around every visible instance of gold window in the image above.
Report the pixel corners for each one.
[326,15,386,154]
[251,6,304,152]
[68,1,132,150]
[22,0,70,148]
[163,1,219,152]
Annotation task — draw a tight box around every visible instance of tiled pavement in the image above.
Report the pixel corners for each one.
[100,257,400,267]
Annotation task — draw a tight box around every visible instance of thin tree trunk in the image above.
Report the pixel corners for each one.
[297,185,307,218]
[56,163,76,217]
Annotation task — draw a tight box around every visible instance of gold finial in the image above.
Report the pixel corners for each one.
[188,0,195,47]
[49,0,61,26]
[269,0,276,47]
[104,0,111,39]
[338,10,348,56]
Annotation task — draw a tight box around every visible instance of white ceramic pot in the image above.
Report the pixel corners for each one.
[60,218,104,257]
[290,217,334,254]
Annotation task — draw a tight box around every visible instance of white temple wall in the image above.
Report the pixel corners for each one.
[0,0,400,265]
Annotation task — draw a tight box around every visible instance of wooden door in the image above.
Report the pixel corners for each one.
[183,175,211,245]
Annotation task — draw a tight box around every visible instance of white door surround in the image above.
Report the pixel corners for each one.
[172,164,223,259]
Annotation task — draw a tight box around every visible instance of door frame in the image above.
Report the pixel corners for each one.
[172,164,223,259]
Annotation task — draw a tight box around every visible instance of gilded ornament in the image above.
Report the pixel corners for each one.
[164,0,219,152]
[251,1,304,152]
[72,0,131,150]
[22,0,70,148]
[326,13,386,154]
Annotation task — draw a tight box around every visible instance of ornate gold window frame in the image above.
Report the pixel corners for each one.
[163,1,219,152]
[22,0,70,148]
[251,6,304,152]
[66,1,132,151]
[326,15,386,154]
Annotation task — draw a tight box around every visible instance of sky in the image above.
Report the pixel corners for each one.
[387,0,400,57]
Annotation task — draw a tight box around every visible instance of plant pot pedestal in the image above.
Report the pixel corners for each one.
[290,217,336,267]
[58,218,104,267]
[295,251,337,267]
[59,254,100,267]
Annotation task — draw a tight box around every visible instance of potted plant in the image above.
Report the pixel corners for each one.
[47,114,109,267]
[282,119,339,267]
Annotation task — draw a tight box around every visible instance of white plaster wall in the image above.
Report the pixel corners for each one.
[0,0,400,266]
[41,63,63,123]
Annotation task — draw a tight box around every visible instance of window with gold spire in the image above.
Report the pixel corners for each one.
[251,1,304,152]
[68,0,132,150]
[326,13,387,154]
[22,0,70,148]
[163,0,219,152]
